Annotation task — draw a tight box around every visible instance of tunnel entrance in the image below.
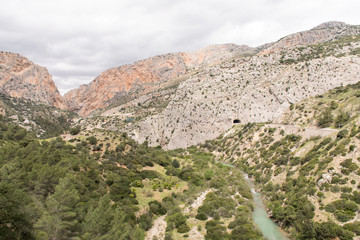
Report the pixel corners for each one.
[233,119,240,124]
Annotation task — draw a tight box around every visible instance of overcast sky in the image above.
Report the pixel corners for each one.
[1,0,360,95]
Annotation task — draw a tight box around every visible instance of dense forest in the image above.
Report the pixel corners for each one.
[0,114,261,240]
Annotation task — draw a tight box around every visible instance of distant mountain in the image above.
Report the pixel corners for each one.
[0,51,64,109]
[63,44,255,116]
[2,22,360,146]
[261,21,360,54]
[128,36,360,149]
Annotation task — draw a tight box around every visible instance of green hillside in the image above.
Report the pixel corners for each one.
[0,93,75,138]
[203,82,360,239]
[0,117,261,240]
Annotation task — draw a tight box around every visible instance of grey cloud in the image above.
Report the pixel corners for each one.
[1,0,360,94]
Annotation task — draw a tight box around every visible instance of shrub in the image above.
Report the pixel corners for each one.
[177,223,190,233]
[149,200,167,215]
[195,213,208,221]
[317,108,333,127]
[335,111,350,128]
[87,136,97,145]
[315,221,354,240]
[164,232,173,240]
[70,126,81,135]
[334,210,355,222]
[171,159,180,168]
[337,130,348,139]
[343,221,360,235]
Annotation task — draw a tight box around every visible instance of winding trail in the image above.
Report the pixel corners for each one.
[183,189,212,214]
[145,215,167,240]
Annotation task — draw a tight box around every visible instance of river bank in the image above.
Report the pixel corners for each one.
[219,161,290,240]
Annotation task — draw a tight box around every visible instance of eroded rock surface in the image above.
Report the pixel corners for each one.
[0,52,64,108]
[63,44,255,116]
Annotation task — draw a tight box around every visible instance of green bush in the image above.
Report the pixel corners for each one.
[335,111,350,128]
[149,200,167,215]
[177,223,190,233]
[334,210,355,222]
[317,108,333,128]
[205,220,228,240]
[70,126,81,135]
[195,213,208,221]
[86,136,97,145]
[343,221,360,235]
[337,130,349,139]
[172,159,180,168]
[315,221,354,240]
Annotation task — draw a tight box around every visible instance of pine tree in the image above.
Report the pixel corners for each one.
[35,175,80,240]
[100,207,133,240]
[82,194,114,239]
[0,182,33,240]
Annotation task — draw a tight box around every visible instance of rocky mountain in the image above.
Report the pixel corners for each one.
[2,21,360,149]
[63,21,360,150]
[261,21,360,54]
[123,23,360,149]
[63,44,255,116]
[2,21,360,240]
[0,92,75,138]
[203,81,360,238]
[0,52,64,109]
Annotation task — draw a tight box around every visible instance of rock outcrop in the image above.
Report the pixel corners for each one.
[261,21,360,54]
[63,44,255,116]
[0,52,64,108]
[67,21,360,149]
[128,39,360,149]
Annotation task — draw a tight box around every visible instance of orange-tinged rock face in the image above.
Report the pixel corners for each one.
[64,54,188,116]
[63,44,254,116]
[0,52,65,109]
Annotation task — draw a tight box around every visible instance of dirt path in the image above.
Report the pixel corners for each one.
[188,226,204,240]
[268,124,338,139]
[145,215,167,240]
[183,189,212,214]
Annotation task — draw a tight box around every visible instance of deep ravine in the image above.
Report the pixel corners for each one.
[220,161,290,240]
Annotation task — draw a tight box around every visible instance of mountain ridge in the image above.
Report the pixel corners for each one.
[63,43,255,116]
[0,51,64,109]
[2,21,360,147]
[62,21,360,117]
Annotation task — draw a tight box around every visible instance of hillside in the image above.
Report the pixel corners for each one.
[0,52,64,109]
[3,21,360,240]
[2,82,360,239]
[0,118,262,240]
[65,22,360,150]
[126,31,360,149]
[0,93,75,138]
[202,82,360,239]
[63,44,255,116]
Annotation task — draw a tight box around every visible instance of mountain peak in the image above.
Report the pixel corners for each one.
[261,21,360,54]
[311,21,347,30]
[63,43,255,116]
[0,51,64,109]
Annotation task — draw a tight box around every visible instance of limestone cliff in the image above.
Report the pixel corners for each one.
[261,21,360,54]
[127,33,360,149]
[71,22,360,149]
[63,44,255,116]
[0,52,64,108]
